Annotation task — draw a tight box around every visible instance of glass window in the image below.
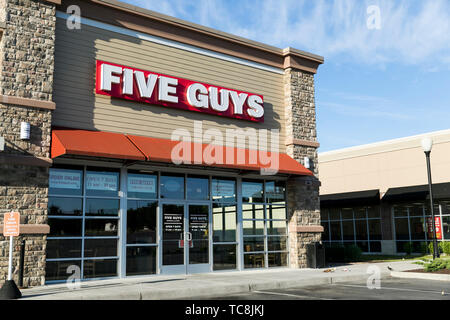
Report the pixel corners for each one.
[127,173,157,199]
[243,220,265,236]
[84,219,119,236]
[395,218,409,240]
[49,168,83,196]
[267,205,287,220]
[85,199,119,216]
[268,252,287,267]
[443,216,450,240]
[320,208,329,221]
[410,217,425,240]
[367,206,380,218]
[409,203,425,217]
[48,197,82,216]
[330,221,342,241]
[46,260,81,281]
[368,219,382,240]
[127,201,157,244]
[242,204,264,219]
[187,175,209,200]
[160,174,184,199]
[393,206,408,217]
[342,208,353,220]
[83,259,117,279]
[212,203,236,242]
[212,178,236,202]
[85,170,119,197]
[267,220,287,236]
[441,201,450,215]
[354,207,367,219]
[265,181,285,203]
[355,220,367,240]
[48,218,82,237]
[244,254,265,268]
[322,221,330,241]
[84,239,118,257]
[244,237,265,252]
[342,221,354,241]
[46,239,82,259]
[242,180,263,203]
[370,241,382,253]
[213,244,236,270]
[126,246,157,276]
[268,236,287,251]
[329,208,340,220]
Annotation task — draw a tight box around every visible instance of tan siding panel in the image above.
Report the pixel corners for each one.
[54,18,286,152]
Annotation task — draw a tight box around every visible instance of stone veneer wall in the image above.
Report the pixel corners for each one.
[0,0,55,287]
[284,68,322,268]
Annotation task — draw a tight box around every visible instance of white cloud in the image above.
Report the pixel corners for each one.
[121,0,450,68]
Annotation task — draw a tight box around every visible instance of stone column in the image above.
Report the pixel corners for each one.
[0,0,56,287]
[283,56,324,268]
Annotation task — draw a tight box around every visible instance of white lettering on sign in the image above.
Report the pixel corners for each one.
[96,60,264,122]
[49,170,81,190]
[86,173,118,191]
[3,212,20,237]
[128,176,156,193]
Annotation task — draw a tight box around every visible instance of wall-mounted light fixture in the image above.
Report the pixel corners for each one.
[20,122,30,140]
[304,156,311,169]
[0,136,4,151]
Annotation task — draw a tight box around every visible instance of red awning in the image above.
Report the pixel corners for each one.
[51,129,146,160]
[127,135,313,176]
[51,129,313,176]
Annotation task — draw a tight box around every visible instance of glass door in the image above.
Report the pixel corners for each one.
[161,203,186,274]
[187,204,211,273]
[160,203,211,274]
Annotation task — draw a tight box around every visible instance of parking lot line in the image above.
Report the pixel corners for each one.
[334,284,447,295]
[252,290,334,300]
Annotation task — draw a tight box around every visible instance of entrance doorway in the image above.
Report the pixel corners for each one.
[160,203,211,274]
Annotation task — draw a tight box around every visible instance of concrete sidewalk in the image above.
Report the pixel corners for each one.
[19,261,420,300]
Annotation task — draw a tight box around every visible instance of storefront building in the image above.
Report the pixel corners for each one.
[319,129,450,255]
[0,0,324,286]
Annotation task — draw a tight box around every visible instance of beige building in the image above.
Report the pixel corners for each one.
[319,129,450,255]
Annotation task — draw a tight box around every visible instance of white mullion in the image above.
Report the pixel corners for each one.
[119,167,127,278]
[81,165,87,279]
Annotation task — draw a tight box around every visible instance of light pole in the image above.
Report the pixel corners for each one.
[421,137,440,259]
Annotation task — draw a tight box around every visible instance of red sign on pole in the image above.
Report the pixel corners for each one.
[427,216,442,240]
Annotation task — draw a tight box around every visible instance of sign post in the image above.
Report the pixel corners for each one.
[0,212,22,300]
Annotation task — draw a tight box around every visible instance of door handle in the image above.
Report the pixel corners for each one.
[186,232,192,241]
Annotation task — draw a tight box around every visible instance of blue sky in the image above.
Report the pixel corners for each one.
[121,0,450,152]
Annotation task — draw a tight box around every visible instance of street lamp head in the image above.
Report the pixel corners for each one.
[421,137,433,153]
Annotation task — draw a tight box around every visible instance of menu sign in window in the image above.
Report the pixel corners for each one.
[49,169,82,190]
[128,175,156,193]
[86,173,118,191]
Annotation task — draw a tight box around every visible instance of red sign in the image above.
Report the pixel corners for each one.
[96,60,264,122]
[3,212,20,237]
[178,240,193,248]
[427,216,442,240]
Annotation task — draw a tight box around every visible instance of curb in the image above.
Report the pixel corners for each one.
[391,271,450,282]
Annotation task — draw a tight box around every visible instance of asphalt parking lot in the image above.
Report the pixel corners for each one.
[193,278,450,300]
